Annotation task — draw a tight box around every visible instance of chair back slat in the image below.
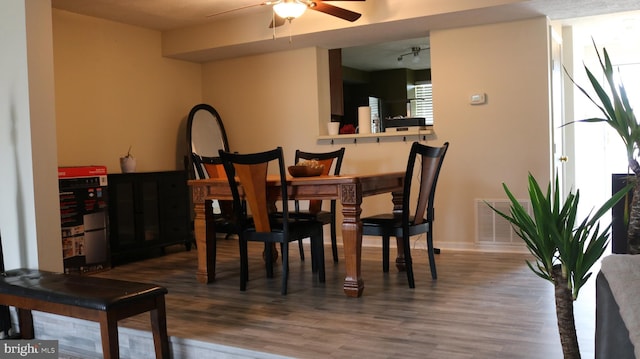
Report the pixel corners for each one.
[408,142,449,225]
[294,148,345,213]
[219,147,288,234]
[413,156,439,224]
[234,162,271,232]
[203,163,226,179]
[316,158,334,176]
[295,147,345,176]
[193,154,227,179]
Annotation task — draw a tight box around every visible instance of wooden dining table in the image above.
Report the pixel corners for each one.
[188,171,405,298]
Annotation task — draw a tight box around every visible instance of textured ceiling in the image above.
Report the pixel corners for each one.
[50,0,640,70]
[51,0,640,31]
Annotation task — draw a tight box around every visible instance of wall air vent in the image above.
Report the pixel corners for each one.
[476,199,530,246]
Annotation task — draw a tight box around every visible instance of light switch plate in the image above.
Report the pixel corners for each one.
[470,93,486,105]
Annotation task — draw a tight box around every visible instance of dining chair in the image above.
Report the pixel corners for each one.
[219,147,326,295]
[361,141,449,288]
[292,147,346,263]
[191,153,237,240]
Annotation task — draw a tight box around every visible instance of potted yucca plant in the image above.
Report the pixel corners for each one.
[566,41,640,254]
[489,174,630,358]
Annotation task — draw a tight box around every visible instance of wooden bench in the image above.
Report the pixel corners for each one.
[0,268,170,358]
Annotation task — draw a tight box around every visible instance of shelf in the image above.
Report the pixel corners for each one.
[317,127,434,144]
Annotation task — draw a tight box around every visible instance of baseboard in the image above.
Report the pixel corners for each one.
[319,234,529,254]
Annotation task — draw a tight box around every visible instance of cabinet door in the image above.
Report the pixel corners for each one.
[139,178,160,242]
[110,180,136,250]
[109,174,161,249]
[158,172,189,244]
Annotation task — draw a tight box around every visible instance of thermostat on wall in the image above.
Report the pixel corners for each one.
[470,93,486,105]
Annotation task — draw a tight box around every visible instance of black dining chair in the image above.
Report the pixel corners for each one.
[292,148,345,263]
[361,141,449,288]
[191,153,237,240]
[219,147,326,295]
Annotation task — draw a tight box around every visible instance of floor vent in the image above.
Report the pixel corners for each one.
[476,199,531,245]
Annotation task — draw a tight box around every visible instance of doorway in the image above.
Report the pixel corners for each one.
[563,11,640,226]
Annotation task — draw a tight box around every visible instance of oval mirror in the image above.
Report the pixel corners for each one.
[186,104,229,179]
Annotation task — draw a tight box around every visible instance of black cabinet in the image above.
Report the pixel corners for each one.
[108,170,190,264]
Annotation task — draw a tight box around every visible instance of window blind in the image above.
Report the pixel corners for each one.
[414,84,433,125]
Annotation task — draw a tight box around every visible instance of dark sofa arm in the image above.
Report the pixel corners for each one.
[595,271,635,359]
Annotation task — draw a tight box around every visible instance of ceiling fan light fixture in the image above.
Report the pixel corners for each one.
[273,0,308,20]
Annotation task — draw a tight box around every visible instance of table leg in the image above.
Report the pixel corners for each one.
[341,183,364,297]
[195,199,216,283]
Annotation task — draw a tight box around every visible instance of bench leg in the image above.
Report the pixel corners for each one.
[98,312,119,359]
[17,308,34,339]
[150,296,170,358]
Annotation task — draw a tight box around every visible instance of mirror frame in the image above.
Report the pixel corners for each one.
[186,103,230,179]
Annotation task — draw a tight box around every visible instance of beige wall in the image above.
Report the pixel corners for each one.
[200,16,552,250]
[431,17,552,248]
[202,47,328,160]
[27,1,62,270]
[0,0,61,271]
[53,10,202,173]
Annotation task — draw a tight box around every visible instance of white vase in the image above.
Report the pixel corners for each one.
[120,157,136,173]
[327,122,340,135]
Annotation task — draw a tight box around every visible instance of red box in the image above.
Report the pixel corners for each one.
[58,165,107,178]
[58,166,110,274]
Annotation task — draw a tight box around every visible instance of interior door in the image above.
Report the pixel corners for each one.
[550,26,571,198]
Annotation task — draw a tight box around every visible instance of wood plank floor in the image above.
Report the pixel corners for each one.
[92,239,597,359]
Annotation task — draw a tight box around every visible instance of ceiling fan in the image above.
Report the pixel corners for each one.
[208,0,365,28]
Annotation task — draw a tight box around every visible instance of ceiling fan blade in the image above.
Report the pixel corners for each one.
[310,1,362,22]
[206,2,270,18]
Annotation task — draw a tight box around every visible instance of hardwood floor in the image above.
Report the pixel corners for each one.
[92,239,597,359]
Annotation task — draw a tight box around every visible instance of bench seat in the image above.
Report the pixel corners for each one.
[0,268,169,359]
